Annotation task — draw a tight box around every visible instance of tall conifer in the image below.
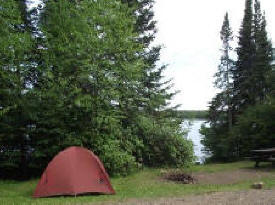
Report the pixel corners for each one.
[203,0,274,160]
[0,0,194,178]
[232,0,255,114]
[233,0,272,113]
[0,0,34,178]
[214,12,234,130]
[121,0,188,166]
[252,0,273,102]
[201,13,236,160]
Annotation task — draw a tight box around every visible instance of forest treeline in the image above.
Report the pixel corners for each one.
[0,0,193,179]
[178,110,208,119]
[201,0,275,161]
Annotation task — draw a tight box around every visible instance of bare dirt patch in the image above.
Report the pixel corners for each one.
[94,167,275,205]
[162,167,274,185]
[193,168,275,184]
[98,189,275,205]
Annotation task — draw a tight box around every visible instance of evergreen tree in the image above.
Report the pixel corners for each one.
[203,0,274,161]
[252,0,273,102]
[201,93,234,160]
[233,0,274,157]
[214,12,234,130]
[123,0,176,114]
[28,0,143,175]
[231,0,272,113]
[1,0,194,178]
[0,0,34,178]
[201,13,237,160]
[121,0,188,167]
[232,0,255,114]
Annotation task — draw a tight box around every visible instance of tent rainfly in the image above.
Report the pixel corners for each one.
[33,146,115,198]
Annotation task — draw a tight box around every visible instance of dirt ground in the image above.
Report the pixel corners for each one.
[193,168,275,185]
[98,168,275,205]
[101,189,275,205]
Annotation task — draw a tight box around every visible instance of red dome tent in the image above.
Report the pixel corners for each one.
[33,146,115,198]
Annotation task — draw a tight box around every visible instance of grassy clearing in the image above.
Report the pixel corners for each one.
[0,161,274,205]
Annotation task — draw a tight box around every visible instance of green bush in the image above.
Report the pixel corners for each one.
[200,124,237,161]
[136,116,194,168]
[233,98,275,156]
[97,140,137,176]
[201,97,275,161]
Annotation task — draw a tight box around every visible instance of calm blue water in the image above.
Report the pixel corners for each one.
[182,120,209,163]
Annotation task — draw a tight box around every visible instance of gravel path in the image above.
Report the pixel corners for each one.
[100,189,275,205]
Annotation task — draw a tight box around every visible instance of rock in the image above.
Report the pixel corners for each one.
[252,182,264,189]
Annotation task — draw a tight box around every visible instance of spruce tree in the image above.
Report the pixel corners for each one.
[233,0,274,156]
[214,12,234,130]
[203,0,274,160]
[28,0,145,175]
[233,0,272,114]
[232,0,272,112]
[1,0,194,178]
[124,0,176,113]
[201,13,236,160]
[0,0,34,178]
[121,0,188,167]
[252,0,273,102]
[232,0,255,114]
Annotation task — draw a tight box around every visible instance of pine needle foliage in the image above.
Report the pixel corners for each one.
[202,0,274,161]
[0,0,193,179]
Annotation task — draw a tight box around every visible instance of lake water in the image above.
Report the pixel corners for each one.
[182,120,209,163]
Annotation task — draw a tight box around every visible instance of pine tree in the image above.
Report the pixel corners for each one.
[124,0,176,113]
[0,0,34,178]
[201,13,236,160]
[28,0,145,175]
[232,0,255,114]
[1,0,194,178]
[214,12,234,130]
[233,0,274,157]
[203,0,274,160]
[252,0,273,102]
[232,0,272,112]
[121,0,188,167]
[233,0,272,114]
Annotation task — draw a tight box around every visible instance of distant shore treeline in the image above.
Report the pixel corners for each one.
[178,110,208,119]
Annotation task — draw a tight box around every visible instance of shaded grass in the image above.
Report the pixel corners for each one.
[0,161,274,205]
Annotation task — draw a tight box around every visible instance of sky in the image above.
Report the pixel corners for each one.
[153,0,275,110]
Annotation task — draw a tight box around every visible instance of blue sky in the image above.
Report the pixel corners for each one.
[154,0,275,110]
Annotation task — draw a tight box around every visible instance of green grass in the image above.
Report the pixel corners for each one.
[186,161,275,173]
[0,161,274,205]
